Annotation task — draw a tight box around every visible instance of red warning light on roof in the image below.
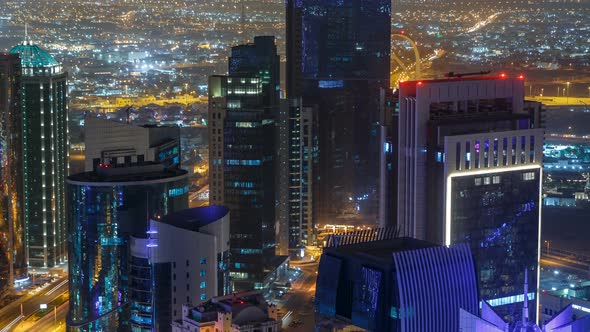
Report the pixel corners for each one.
[401,30,405,34]
[518,75,525,79]
[500,73,506,78]
[417,81,423,85]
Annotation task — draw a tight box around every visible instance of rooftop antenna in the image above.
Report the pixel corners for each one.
[240,0,246,43]
[24,22,28,44]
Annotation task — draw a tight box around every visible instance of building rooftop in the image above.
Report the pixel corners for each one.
[9,42,60,68]
[185,291,277,326]
[159,206,229,231]
[323,237,436,264]
[67,163,187,184]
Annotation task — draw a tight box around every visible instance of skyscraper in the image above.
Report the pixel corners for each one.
[277,98,318,257]
[397,75,543,321]
[287,0,391,225]
[0,53,26,288]
[67,119,188,331]
[9,41,69,269]
[67,163,188,331]
[208,36,288,291]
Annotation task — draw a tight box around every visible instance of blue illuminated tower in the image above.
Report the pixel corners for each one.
[287,0,391,225]
[9,41,69,268]
[67,165,189,331]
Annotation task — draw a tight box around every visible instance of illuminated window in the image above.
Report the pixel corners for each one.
[200,281,206,289]
[523,172,535,181]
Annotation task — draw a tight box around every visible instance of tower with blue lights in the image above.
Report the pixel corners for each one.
[66,165,188,331]
[9,40,69,269]
[286,0,392,226]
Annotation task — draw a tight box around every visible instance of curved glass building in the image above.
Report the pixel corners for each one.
[9,41,68,268]
[66,165,188,331]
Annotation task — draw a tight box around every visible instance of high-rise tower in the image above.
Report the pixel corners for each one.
[286,0,391,226]
[9,41,69,268]
[397,74,543,322]
[0,53,26,288]
[209,36,288,291]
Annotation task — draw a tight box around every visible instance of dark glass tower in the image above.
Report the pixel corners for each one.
[9,42,69,268]
[287,0,391,225]
[0,53,26,288]
[209,36,281,291]
[66,165,188,331]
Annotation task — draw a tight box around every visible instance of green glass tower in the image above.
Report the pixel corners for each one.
[9,42,69,268]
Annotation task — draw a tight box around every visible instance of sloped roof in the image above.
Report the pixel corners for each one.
[9,42,60,68]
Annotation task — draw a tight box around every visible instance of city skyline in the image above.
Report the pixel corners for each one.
[0,0,589,331]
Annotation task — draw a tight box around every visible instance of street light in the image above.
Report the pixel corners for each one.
[544,240,551,253]
[566,82,571,104]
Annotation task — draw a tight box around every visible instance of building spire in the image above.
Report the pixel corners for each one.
[24,22,28,44]
[240,0,246,43]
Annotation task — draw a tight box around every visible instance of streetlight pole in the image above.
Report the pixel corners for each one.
[566,82,571,104]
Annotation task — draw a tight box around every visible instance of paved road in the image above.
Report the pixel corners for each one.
[279,262,318,332]
[541,256,590,275]
[15,302,67,332]
[0,277,68,332]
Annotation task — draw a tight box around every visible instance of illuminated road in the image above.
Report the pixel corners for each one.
[14,302,67,332]
[541,255,590,275]
[465,12,501,33]
[278,262,318,331]
[528,96,590,106]
[0,278,68,332]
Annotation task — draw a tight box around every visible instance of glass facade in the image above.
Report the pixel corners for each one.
[228,36,280,108]
[450,168,540,321]
[209,37,280,292]
[287,0,391,225]
[224,109,276,291]
[0,53,26,287]
[9,43,69,268]
[66,172,187,331]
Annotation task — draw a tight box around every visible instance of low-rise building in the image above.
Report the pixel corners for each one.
[172,291,280,332]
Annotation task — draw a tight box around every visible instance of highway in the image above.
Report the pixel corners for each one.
[278,261,318,332]
[0,277,68,332]
[14,302,67,332]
